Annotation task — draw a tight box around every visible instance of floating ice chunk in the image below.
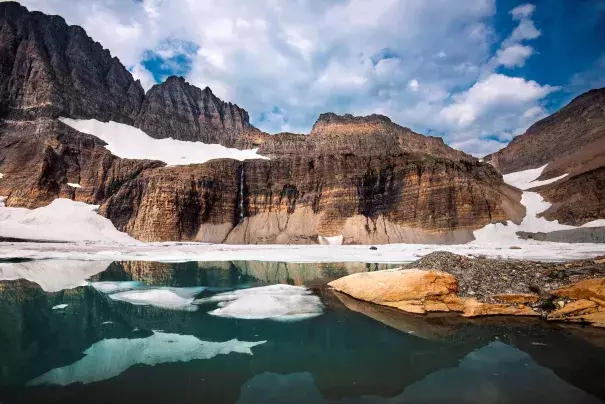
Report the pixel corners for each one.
[0,260,111,292]
[52,304,68,310]
[108,286,206,311]
[67,183,81,188]
[90,281,144,294]
[195,284,323,321]
[28,332,266,386]
[101,321,113,325]
[60,118,269,166]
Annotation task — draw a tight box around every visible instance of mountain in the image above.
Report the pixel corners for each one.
[0,2,523,244]
[485,87,605,225]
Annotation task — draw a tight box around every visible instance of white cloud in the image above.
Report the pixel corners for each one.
[130,64,156,91]
[495,44,534,68]
[440,74,557,128]
[510,3,535,20]
[407,79,420,92]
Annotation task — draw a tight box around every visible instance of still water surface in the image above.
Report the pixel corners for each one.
[0,260,604,403]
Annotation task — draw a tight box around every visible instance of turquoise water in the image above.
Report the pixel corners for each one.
[0,260,604,403]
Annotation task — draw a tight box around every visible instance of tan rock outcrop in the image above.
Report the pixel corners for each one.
[328,268,537,318]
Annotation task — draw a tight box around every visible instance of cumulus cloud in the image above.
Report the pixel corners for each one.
[19,0,560,156]
[494,44,534,68]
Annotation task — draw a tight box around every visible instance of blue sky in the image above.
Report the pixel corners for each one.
[22,0,605,155]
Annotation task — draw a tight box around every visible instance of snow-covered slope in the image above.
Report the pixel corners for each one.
[60,118,268,166]
[473,165,591,244]
[0,198,139,243]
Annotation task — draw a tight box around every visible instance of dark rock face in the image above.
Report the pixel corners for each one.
[485,87,605,175]
[0,2,144,123]
[537,166,605,226]
[134,76,257,146]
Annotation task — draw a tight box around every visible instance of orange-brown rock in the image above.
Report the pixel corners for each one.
[551,278,605,301]
[328,268,538,317]
[494,293,539,304]
[328,269,458,305]
[547,299,597,319]
[461,298,539,317]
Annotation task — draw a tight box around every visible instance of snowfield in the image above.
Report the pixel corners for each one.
[59,118,268,166]
[0,198,139,243]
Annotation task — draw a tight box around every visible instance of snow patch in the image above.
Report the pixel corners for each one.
[0,260,111,292]
[0,198,139,243]
[0,173,4,179]
[67,183,81,188]
[581,220,605,228]
[318,234,343,246]
[503,165,568,190]
[60,118,269,166]
[0,196,6,207]
[194,284,323,321]
[52,304,68,310]
[473,165,581,244]
[28,332,266,386]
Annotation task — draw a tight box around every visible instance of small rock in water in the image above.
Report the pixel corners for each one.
[369,246,378,250]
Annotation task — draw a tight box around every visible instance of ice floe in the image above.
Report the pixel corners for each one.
[108,287,206,311]
[194,284,324,321]
[52,304,68,310]
[28,332,266,386]
[91,282,206,311]
[60,118,268,166]
[0,259,111,292]
[0,198,139,243]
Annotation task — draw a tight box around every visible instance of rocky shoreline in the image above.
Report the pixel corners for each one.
[328,252,605,328]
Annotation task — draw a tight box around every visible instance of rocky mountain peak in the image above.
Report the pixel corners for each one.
[134,75,254,146]
[310,113,394,137]
[0,1,144,123]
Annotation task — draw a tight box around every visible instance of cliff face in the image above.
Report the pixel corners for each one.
[0,2,144,123]
[99,146,521,244]
[134,76,257,146]
[0,2,524,244]
[0,119,163,208]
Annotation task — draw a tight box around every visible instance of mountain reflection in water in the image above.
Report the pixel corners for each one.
[0,259,603,404]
